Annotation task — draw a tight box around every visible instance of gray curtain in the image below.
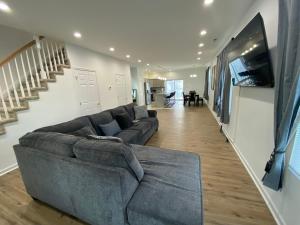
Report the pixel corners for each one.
[262,0,300,191]
[203,67,210,101]
[213,43,232,124]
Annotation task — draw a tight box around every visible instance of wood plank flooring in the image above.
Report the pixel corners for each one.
[0,104,276,225]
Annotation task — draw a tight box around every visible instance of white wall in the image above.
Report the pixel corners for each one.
[207,0,300,225]
[66,43,132,110]
[164,67,206,95]
[131,66,146,106]
[0,43,132,174]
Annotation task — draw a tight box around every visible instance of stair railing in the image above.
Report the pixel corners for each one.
[0,36,66,122]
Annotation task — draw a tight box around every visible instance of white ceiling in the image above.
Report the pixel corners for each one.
[0,0,255,71]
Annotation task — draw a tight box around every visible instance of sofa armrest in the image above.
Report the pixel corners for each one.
[147,110,157,118]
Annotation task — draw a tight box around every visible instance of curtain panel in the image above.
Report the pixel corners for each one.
[203,67,210,101]
[262,0,300,191]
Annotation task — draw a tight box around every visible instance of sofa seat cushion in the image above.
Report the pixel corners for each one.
[115,130,140,144]
[140,117,158,130]
[19,132,83,157]
[127,145,203,225]
[73,139,144,181]
[128,121,152,135]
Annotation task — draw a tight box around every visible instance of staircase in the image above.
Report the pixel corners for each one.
[0,36,71,135]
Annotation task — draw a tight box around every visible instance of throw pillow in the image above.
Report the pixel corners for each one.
[116,113,133,129]
[98,120,121,136]
[134,106,149,120]
[70,126,96,137]
[73,139,144,181]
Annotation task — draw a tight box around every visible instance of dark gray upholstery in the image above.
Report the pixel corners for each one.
[19,132,82,157]
[99,120,122,136]
[88,110,114,135]
[115,130,141,144]
[111,106,128,119]
[35,116,96,135]
[128,145,203,225]
[73,139,144,181]
[123,103,135,121]
[14,145,137,225]
[134,106,149,120]
[13,104,203,225]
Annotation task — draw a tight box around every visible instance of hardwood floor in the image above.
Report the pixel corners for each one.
[0,104,276,225]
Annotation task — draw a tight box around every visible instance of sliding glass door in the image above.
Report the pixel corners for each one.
[165,80,183,100]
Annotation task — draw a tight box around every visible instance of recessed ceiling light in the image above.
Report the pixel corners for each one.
[198,51,202,55]
[0,1,11,12]
[253,44,258,48]
[200,30,207,36]
[197,57,201,60]
[198,43,204,48]
[138,59,142,63]
[126,54,131,58]
[204,0,214,6]
[73,32,82,39]
[146,63,150,66]
[109,47,115,52]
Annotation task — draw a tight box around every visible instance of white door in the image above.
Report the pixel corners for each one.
[74,69,101,115]
[115,74,128,105]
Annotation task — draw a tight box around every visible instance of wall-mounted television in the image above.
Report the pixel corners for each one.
[227,13,274,87]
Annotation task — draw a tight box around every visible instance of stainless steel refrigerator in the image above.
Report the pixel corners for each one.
[144,82,151,105]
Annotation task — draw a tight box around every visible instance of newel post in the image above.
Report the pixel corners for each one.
[34,35,47,80]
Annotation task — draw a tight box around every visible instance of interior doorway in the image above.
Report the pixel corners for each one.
[115,74,128,105]
[165,80,184,100]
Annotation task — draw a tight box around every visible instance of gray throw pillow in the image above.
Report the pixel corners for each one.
[134,106,149,120]
[73,139,144,181]
[98,120,121,136]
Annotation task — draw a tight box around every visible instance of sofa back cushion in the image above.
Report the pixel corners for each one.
[116,113,133,129]
[134,106,149,120]
[35,116,96,135]
[69,126,96,137]
[123,103,135,121]
[110,106,129,119]
[19,132,82,157]
[88,110,114,135]
[73,139,144,181]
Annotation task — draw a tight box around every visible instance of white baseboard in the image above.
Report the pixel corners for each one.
[0,163,18,176]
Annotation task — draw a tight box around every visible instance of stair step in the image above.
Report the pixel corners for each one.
[0,117,18,125]
[58,64,71,69]
[41,78,56,83]
[49,71,64,75]
[0,105,29,113]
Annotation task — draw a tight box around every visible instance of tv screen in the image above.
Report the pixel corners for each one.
[227,13,274,87]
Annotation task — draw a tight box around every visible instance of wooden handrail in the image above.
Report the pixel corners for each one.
[0,36,44,67]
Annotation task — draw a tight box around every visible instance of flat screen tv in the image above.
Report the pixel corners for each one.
[227,13,274,87]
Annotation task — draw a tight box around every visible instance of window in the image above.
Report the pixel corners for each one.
[165,80,183,100]
[289,120,300,178]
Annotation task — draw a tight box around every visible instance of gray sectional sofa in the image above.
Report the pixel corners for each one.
[14,103,203,225]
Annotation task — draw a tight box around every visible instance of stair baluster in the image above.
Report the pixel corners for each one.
[59,42,65,65]
[40,41,50,79]
[25,50,36,88]
[55,42,62,65]
[20,53,32,97]
[8,63,21,107]
[50,41,58,71]
[30,47,41,87]
[0,80,9,119]
[45,40,53,72]
[14,58,25,98]
[1,67,14,109]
